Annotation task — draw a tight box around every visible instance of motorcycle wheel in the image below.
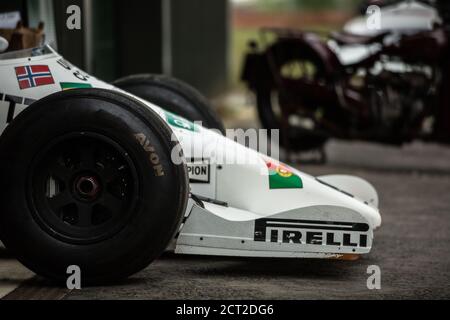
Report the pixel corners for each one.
[256,41,329,151]
[256,88,328,151]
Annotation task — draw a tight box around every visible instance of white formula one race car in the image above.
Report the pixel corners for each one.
[0,40,381,285]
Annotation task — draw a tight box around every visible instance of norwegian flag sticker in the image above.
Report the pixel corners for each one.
[15,65,55,90]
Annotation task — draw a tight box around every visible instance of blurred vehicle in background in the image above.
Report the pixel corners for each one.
[242,0,450,153]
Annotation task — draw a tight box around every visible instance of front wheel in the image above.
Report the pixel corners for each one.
[0,88,189,285]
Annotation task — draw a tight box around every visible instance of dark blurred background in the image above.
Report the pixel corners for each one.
[0,0,360,98]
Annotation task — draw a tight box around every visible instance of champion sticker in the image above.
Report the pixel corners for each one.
[187,160,210,183]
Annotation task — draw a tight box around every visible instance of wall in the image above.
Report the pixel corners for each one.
[2,0,230,96]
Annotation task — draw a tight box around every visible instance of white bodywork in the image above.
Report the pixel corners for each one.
[0,46,381,259]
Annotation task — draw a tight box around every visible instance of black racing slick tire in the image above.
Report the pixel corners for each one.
[113,74,226,135]
[0,88,189,285]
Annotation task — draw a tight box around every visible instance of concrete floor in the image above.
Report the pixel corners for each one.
[1,139,450,299]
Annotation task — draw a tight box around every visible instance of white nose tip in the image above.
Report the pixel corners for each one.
[0,36,9,53]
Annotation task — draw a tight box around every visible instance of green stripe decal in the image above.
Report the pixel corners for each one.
[60,82,93,90]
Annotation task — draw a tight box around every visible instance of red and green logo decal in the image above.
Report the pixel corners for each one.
[266,160,303,189]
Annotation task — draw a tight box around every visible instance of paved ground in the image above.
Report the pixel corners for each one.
[1,139,450,299]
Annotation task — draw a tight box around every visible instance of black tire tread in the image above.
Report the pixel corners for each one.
[114,74,226,135]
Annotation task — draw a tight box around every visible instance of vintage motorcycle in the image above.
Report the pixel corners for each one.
[242,0,450,152]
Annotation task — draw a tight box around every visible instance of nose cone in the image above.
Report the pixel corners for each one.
[300,173,382,229]
[357,202,381,229]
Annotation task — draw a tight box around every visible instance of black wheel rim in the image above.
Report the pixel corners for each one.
[28,132,140,244]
